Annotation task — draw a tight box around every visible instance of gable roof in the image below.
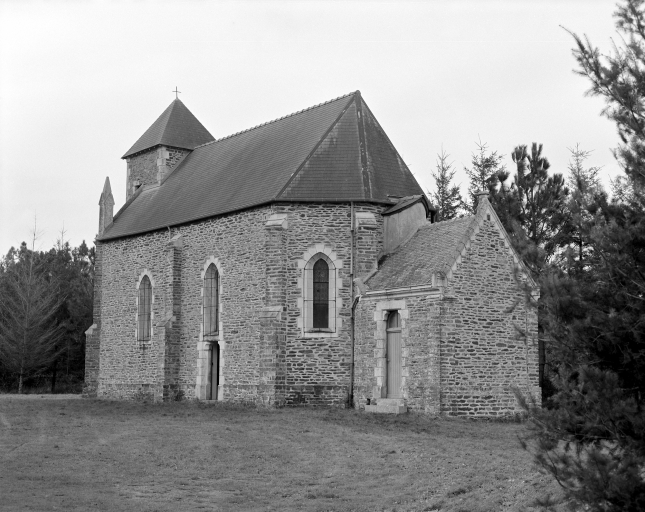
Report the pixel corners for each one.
[122,99,215,158]
[366,216,476,290]
[101,91,424,241]
[366,195,540,292]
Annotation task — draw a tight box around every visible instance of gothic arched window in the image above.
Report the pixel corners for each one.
[303,253,336,334]
[138,275,152,342]
[313,259,329,328]
[203,263,219,336]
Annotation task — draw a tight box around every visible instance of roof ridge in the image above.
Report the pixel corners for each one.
[274,93,358,201]
[157,100,177,141]
[192,91,359,150]
[431,214,474,225]
[415,215,472,232]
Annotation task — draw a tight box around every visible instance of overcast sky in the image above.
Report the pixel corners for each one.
[0,0,623,253]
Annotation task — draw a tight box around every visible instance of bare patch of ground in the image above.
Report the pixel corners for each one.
[0,399,567,511]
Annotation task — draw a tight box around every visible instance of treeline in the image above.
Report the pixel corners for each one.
[427,1,645,509]
[0,236,94,393]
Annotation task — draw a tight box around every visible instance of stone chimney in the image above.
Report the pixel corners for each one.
[98,177,115,236]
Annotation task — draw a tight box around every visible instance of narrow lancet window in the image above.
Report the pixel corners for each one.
[138,275,152,341]
[204,264,219,336]
[313,259,329,328]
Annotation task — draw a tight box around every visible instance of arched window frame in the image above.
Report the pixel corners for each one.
[197,257,225,401]
[297,245,343,338]
[203,263,220,336]
[200,257,223,341]
[135,270,155,345]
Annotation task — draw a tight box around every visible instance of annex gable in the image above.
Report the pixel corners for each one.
[365,195,538,293]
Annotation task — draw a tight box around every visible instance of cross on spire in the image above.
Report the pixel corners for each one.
[173,87,181,99]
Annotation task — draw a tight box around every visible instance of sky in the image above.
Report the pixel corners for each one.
[0,0,624,253]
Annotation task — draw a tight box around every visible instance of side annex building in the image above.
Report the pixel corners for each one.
[85,91,540,416]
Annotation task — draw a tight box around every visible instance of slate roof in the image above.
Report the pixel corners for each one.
[382,195,428,216]
[101,91,424,241]
[122,99,215,158]
[366,216,476,290]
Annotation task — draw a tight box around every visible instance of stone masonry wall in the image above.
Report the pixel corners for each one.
[353,216,539,417]
[440,218,540,417]
[125,146,190,200]
[97,207,271,401]
[272,202,385,406]
[82,242,103,397]
[95,202,386,405]
[353,293,442,413]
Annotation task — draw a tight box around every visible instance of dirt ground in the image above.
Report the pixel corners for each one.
[0,397,567,512]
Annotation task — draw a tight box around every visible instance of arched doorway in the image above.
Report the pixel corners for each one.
[386,311,402,398]
[208,343,220,400]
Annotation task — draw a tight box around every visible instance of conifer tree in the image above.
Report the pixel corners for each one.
[463,140,506,213]
[430,148,462,221]
[525,2,645,509]
[0,236,66,393]
[555,144,603,271]
[486,144,569,276]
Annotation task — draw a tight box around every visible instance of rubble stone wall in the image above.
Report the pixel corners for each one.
[353,293,442,413]
[125,146,190,200]
[93,202,386,406]
[95,207,271,401]
[440,218,540,416]
[354,217,539,417]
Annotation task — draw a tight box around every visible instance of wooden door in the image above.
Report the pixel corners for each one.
[209,343,219,400]
[386,312,402,398]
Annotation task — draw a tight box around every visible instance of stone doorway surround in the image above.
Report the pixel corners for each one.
[365,299,409,414]
[196,341,223,400]
[386,311,402,398]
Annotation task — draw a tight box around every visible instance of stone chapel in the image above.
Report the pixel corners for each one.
[85,91,540,416]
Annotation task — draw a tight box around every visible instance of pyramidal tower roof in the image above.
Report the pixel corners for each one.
[122,99,215,158]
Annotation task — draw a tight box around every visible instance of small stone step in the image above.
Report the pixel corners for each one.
[374,398,405,407]
[364,404,407,414]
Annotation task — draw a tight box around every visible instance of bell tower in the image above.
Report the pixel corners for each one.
[121,98,215,200]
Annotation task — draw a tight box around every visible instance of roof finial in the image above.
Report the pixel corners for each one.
[173,87,181,100]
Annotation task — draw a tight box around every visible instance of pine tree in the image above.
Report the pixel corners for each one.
[430,148,462,221]
[555,144,603,272]
[568,0,645,186]
[526,2,645,509]
[0,237,66,393]
[510,143,569,270]
[486,143,569,276]
[463,140,506,213]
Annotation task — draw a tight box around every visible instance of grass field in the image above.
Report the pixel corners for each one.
[0,398,567,512]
